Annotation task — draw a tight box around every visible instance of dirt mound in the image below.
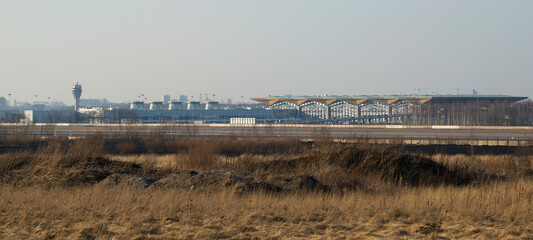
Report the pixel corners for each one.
[1,142,472,189]
[49,156,142,174]
[151,169,249,191]
[7,168,111,187]
[34,157,144,187]
[97,173,157,189]
[63,169,110,186]
[247,157,311,175]
[253,175,329,192]
[239,145,471,187]
[325,146,471,186]
[151,168,328,193]
[1,152,145,187]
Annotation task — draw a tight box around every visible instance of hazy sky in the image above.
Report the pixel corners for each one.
[1,1,532,104]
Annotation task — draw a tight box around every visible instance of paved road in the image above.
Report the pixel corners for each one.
[1,124,532,141]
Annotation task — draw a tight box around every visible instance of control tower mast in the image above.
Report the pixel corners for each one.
[72,82,82,111]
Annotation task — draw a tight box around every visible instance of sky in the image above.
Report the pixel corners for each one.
[1,1,532,105]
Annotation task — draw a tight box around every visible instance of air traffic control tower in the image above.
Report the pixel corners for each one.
[72,82,82,111]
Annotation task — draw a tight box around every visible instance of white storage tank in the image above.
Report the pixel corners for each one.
[149,101,164,110]
[130,101,145,110]
[187,101,201,110]
[205,101,219,110]
[168,101,182,110]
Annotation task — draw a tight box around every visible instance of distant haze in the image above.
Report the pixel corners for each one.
[1,1,532,105]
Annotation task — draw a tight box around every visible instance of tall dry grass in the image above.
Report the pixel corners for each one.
[433,153,533,178]
[1,135,533,238]
[1,179,532,239]
[111,135,309,155]
[181,138,220,171]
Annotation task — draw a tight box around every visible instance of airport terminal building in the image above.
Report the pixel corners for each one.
[252,95,531,126]
[21,94,532,126]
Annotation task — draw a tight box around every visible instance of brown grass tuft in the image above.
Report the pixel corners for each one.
[179,138,220,171]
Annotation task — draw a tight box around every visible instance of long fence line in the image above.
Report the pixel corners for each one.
[330,137,533,147]
[1,122,533,129]
[0,123,532,146]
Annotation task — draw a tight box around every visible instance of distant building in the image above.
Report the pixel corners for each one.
[122,108,271,124]
[49,101,67,108]
[252,95,529,125]
[24,110,78,123]
[80,98,109,107]
[222,98,232,104]
[0,97,7,110]
[32,104,46,111]
[11,101,32,110]
[0,110,8,122]
[162,95,170,104]
[179,95,188,102]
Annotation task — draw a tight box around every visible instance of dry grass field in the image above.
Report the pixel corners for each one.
[0,135,532,239]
